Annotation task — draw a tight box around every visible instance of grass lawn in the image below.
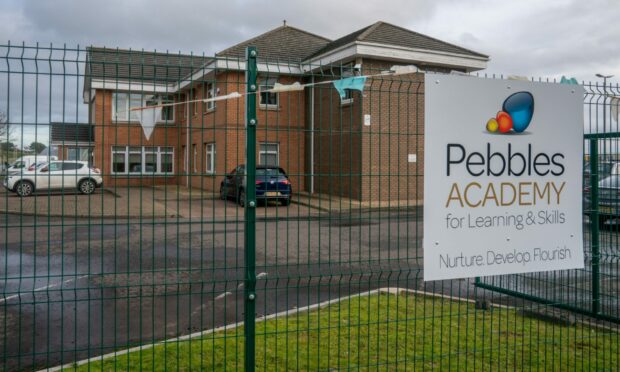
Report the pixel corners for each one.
[73,292,618,371]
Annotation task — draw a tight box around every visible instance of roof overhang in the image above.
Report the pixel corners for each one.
[86,58,305,96]
[51,141,93,146]
[88,79,176,94]
[84,42,487,96]
[176,59,304,90]
[303,41,488,73]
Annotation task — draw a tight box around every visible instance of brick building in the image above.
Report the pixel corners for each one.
[83,21,488,201]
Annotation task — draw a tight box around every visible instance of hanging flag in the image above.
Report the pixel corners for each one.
[268,82,304,92]
[206,92,242,102]
[332,76,367,99]
[135,106,162,140]
[560,76,579,85]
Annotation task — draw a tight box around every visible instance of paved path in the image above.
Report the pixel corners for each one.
[1,186,420,218]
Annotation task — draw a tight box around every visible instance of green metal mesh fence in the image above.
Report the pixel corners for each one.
[476,82,620,324]
[0,43,618,371]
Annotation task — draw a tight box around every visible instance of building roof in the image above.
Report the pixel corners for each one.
[83,21,487,93]
[50,123,94,143]
[217,25,331,62]
[85,47,212,84]
[308,21,488,60]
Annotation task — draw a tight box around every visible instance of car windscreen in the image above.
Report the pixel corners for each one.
[256,168,285,177]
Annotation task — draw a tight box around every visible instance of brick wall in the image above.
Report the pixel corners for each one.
[360,59,425,202]
[92,91,180,187]
[179,71,307,193]
[93,62,425,199]
[310,59,425,202]
[311,82,363,199]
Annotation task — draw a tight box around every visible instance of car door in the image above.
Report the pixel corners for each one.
[36,162,62,190]
[234,165,245,195]
[222,168,236,198]
[60,162,82,189]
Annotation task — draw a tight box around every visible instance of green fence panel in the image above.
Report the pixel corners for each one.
[477,83,620,324]
[0,43,618,371]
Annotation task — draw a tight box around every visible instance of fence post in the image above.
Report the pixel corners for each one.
[589,138,601,315]
[244,46,258,372]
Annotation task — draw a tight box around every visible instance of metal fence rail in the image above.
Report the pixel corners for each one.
[476,83,620,324]
[1,43,618,371]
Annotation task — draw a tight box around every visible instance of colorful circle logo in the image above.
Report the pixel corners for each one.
[486,91,534,134]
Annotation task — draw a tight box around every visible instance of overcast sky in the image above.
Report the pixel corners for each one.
[1,0,619,146]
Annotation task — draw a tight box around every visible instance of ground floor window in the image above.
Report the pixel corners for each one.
[192,144,197,173]
[205,143,215,173]
[111,146,174,175]
[67,146,92,162]
[259,143,279,166]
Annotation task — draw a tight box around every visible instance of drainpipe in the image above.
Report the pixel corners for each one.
[309,75,314,194]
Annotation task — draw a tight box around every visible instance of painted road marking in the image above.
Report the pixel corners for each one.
[0,274,90,304]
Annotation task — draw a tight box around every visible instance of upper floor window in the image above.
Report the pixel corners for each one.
[147,95,174,122]
[259,77,278,108]
[112,93,174,123]
[190,88,198,116]
[112,93,141,122]
[203,83,217,112]
[340,63,356,105]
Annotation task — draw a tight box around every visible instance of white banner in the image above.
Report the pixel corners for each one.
[423,75,585,281]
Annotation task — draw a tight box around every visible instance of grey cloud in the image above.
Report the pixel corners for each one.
[448,0,620,81]
[6,0,438,55]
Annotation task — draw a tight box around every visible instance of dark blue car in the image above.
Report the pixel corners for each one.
[220,164,292,206]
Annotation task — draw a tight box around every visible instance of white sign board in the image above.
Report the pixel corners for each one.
[424,75,585,281]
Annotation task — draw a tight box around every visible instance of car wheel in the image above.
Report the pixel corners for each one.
[238,189,245,207]
[15,181,34,197]
[220,185,227,200]
[282,197,291,206]
[79,179,96,195]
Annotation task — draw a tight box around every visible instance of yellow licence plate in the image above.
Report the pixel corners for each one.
[265,192,280,197]
[600,206,613,214]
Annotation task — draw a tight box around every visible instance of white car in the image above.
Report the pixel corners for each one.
[7,155,58,175]
[3,160,103,197]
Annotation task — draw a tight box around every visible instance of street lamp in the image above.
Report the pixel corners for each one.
[596,74,614,160]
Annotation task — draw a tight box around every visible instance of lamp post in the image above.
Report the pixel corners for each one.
[596,74,614,160]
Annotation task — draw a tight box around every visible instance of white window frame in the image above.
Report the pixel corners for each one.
[340,63,355,105]
[191,89,198,116]
[147,94,175,123]
[112,92,175,123]
[205,143,216,174]
[259,142,279,166]
[203,83,217,112]
[192,144,197,173]
[340,89,354,105]
[111,146,174,175]
[112,92,140,122]
[67,146,92,162]
[259,77,278,109]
